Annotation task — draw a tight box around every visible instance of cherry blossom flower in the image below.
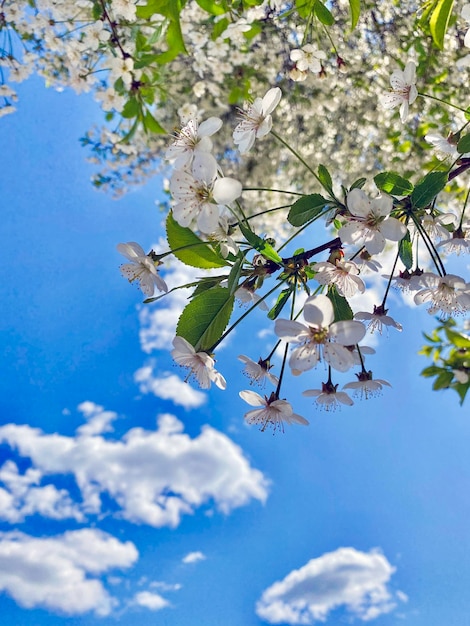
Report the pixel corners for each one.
[235,287,269,311]
[117,242,168,297]
[166,117,222,170]
[233,87,282,153]
[275,294,366,374]
[343,371,391,399]
[462,4,470,48]
[170,153,242,233]
[354,305,402,333]
[436,227,470,255]
[303,383,353,411]
[312,259,365,297]
[421,213,456,242]
[380,60,418,122]
[413,273,470,316]
[339,188,407,255]
[171,337,226,390]
[239,390,308,431]
[290,44,326,74]
[203,215,239,258]
[238,355,279,387]
[425,132,461,161]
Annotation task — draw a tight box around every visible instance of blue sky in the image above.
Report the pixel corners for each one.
[1,77,470,626]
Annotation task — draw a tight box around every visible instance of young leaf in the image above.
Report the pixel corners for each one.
[166,212,227,268]
[411,171,448,208]
[238,222,283,264]
[144,110,166,134]
[314,0,334,25]
[227,254,244,295]
[374,171,414,196]
[318,164,334,196]
[176,287,234,351]
[268,287,293,320]
[398,230,413,270]
[287,194,329,226]
[432,369,454,390]
[429,0,455,50]
[349,0,361,29]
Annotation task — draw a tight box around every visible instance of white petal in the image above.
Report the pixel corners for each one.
[198,116,223,137]
[213,177,242,204]
[172,336,195,355]
[380,217,407,242]
[329,320,366,345]
[303,294,334,327]
[117,242,146,260]
[261,87,282,115]
[274,319,308,342]
[324,344,355,372]
[239,390,265,406]
[192,152,217,182]
[403,61,417,85]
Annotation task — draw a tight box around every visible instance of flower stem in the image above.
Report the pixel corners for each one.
[418,92,468,113]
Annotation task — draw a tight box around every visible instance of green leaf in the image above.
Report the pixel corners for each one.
[411,171,448,208]
[268,288,293,320]
[176,287,234,351]
[398,230,413,270]
[195,0,225,14]
[166,213,227,268]
[295,0,315,18]
[287,194,329,226]
[421,365,445,377]
[314,0,334,25]
[429,0,454,49]
[143,111,166,134]
[318,164,334,196]
[374,171,414,196]
[457,133,470,154]
[327,286,353,321]
[227,254,244,295]
[350,177,366,190]
[121,98,140,119]
[349,0,360,28]
[432,370,454,389]
[238,222,283,264]
[444,328,470,348]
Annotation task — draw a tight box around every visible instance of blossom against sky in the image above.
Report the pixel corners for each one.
[1,78,470,626]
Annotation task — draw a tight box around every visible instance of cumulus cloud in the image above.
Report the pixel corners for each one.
[133,591,169,611]
[182,551,206,564]
[139,263,202,353]
[0,529,137,616]
[76,401,118,437]
[134,361,206,409]
[0,409,268,528]
[256,547,405,624]
[0,460,83,523]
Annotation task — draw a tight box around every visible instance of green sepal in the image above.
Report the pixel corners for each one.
[268,287,293,320]
[166,212,227,268]
[411,171,448,208]
[176,287,234,352]
[398,230,413,270]
[374,171,414,196]
[287,194,329,226]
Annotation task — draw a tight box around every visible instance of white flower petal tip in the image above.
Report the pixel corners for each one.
[233,87,282,153]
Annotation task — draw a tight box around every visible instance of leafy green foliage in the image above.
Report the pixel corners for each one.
[429,0,455,49]
[268,287,293,320]
[349,0,361,29]
[238,222,283,264]
[287,194,329,226]
[314,1,334,26]
[166,212,228,268]
[176,287,234,351]
[457,133,470,154]
[419,319,470,404]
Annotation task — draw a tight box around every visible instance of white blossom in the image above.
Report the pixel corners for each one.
[354,305,403,333]
[238,355,279,387]
[312,259,365,297]
[171,336,226,390]
[414,273,470,316]
[275,294,366,374]
[117,242,168,297]
[303,384,354,410]
[239,390,308,431]
[380,60,418,122]
[233,87,282,153]
[343,371,392,399]
[166,117,222,170]
[290,44,326,74]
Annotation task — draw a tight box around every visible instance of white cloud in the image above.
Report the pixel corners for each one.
[0,529,137,616]
[0,460,83,523]
[182,551,206,564]
[0,410,268,528]
[256,547,404,625]
[134,361,206,409]
[133,591,169,611]
[139,263,202,353]
[76,401,118,437]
